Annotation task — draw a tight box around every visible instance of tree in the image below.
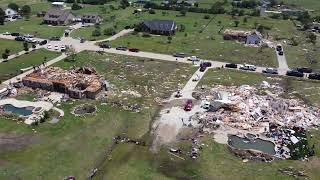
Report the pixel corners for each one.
[2,53,8,59]
[217,20,222,26]
[204,15,210,19]
[67,46,77,62]
[103,27,115,35]
[167,36,172,43]
[4,49,10,54]
[243,17,248,24]
[8,3,19,11]
[23,42,29,51]
[234,20,240,27]
[0,8,5,25]
[180,9,187,16]
[21,5,31,18]
[307,33,317,44]
[120,0,130,9]
[72,3,82,10]
[92,29,101,36]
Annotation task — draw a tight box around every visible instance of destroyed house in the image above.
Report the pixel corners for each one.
[22,67,104,99]
[43,9,75,25]
[80,14,103,24]
[135,20,177,36]
[223,29,249,41]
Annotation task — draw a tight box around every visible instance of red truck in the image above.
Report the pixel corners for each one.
[184,99,193,111]
[128,48,140,52]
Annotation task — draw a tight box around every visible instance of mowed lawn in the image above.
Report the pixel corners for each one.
[0,51,196,179]
[0,17,66,39]
[109,10,279,67]
[0,39,24,56]
[0,49,60,82]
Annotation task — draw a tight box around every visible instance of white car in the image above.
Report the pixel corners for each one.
[54,45,59,50]
[3,32,11,35]
[239,64,257,71]
[60,45,66,51]
[187,56,200,61]
[47,44,52,49]
[201,100,211,109]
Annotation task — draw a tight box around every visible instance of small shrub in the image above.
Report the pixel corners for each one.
[204,15,210,19]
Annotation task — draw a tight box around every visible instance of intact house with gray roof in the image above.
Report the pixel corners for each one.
[135,20,177,36]
[43,9,75,26]
[80,14,103,24]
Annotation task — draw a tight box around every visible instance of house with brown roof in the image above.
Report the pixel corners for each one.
[43,9,75,26]
[80,14,103,24]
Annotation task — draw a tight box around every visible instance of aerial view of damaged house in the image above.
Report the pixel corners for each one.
[22,67,105,99]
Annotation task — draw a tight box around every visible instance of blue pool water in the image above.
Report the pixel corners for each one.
[2,104,34,116]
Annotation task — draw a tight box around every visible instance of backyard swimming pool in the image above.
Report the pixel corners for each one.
[2,104,34,116]
[228,135,276,155]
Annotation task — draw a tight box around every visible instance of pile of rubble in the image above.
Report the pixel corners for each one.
[195,85,320,131]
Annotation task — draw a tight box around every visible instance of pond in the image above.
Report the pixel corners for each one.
[228,135,276,155]
[2,104,34,116]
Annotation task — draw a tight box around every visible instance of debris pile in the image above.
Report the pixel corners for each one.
[22,67,105,99]
[195,85,320,131]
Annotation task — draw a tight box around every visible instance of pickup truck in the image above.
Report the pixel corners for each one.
[239,64,257,71]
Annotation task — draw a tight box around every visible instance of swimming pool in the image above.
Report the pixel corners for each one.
[228,135,276,155]
[2,104,34,116]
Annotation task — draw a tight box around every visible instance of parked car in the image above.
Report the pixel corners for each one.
[239,64,256,71]
[276,44,282,51]
[2,32,11,35]
[80,38,86,43]
[128,48,140,52]
[60,45,66,52]
[99,43,111,49]
[173,52,185,58]
[39,40,47,45]
[116,46,128,51]
[278,51,284,56]
[297,67,312,73]
[184,99,193,111]
[286,70,303,77]
[225,63,237,69]
[14,36,24,41]
[47,44,52,49]
[187,56,200,61]
[23,34,34,38]
[199,61,211,72]
[54,45,59,50]
[262,68,278,74]
[11,32,20,36]
[309,73,320,80]
[49,36,61,41]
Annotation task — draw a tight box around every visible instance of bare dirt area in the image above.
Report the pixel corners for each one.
[0,133,39,151]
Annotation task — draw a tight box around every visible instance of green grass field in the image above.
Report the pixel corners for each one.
[108,10,282,66]
[0,39,24,56]
[0,17,66,39]
[0,51,196,179]
[0,49,60,82]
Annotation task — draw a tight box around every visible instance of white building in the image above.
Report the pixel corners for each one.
[5,8,18,18]
[52,2,66,9]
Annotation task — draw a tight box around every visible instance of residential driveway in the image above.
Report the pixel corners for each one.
[94,29,134,43]
[276,50,289,73]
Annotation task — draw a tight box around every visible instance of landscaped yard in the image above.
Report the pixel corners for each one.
[108,10,282,66]
[0,51,196,179]
[0,49,60,82]
[0,39,24,56]
[0,17,66,39]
